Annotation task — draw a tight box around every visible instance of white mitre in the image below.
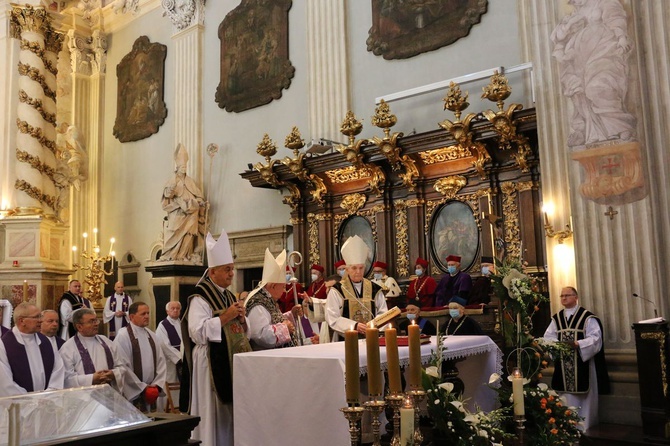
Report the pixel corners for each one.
[261,249,287,284]
[206,229,233,268]
[341,235,369,265]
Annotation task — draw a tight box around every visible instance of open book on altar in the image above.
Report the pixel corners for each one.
[371,306,401,328]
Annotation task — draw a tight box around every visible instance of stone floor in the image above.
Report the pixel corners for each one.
[581,423,660,446]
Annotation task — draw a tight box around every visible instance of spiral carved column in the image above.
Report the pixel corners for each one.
[10,5,62,217]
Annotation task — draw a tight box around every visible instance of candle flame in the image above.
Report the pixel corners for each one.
[110,237,115,243]
[72,246,77,252]
[512,367,523,378]
[93,228,98,234]
[369,321,375,328]
[83,233,88,238]
[411,319,416,326]
[110,251,116,257]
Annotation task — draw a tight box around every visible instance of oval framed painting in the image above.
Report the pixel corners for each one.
[430,200,479,272]
[337,215,376,275]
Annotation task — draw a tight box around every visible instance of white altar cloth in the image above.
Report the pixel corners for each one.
[233,335,501,446]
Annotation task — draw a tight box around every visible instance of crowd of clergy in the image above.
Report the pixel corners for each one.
[0,230,495,445]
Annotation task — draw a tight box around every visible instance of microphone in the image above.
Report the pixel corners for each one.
[633,293,658,318]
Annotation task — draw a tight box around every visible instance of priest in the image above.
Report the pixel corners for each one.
[180,229,251,446]
[305,264,328,300]
[114,302,167,411]
[371,261,401,298]
[326,235,388,340]
[60,308,126,394]
[0,302,65,396]
[58,279,91,340]
[103,281,132,340]
[156,300,183,408]
[40,309,65,350]
[435,255,472,307]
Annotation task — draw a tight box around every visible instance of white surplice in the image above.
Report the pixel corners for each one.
[102,294,132,336]
[544,306,602,431]
[0,327,65,397]
[113,322,167,402]
[60,333,126,394]
[156,316,183,383]
[187,293,240,446]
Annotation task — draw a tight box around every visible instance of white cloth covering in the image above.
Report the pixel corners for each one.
[325,281,388,341]
[0,327,65,397]
[113,322,167,402]
[60,333,126,395]
[187,294,237,446]
[543,306,602,431]
[102,293,132,335]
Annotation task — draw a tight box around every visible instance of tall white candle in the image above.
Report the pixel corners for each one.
[400,397,414,445]
[512,367,525,416]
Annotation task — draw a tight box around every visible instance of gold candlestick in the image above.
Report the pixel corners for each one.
[363,400,386,446]
[407,389,427,444]
[73,232,116,308]
[385,394,404,446]
[340,406,365,446]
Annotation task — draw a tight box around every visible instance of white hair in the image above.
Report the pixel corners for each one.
[165,301,182,311]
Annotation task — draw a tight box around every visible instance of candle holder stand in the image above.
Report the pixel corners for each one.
[340,406,365,446]
[515,415,526,446]
[407,389,426,445]
[385,394,404,446]
[363,398,386,446]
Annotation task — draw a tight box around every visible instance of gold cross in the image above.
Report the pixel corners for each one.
[604,206,618,220]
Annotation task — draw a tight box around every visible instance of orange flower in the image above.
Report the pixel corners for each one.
[548,395,554,401]
[545,409,552,414]
[556,402,562,407]
[537,373,543,379]
[565,410,571,416]
[549,417,556,424]
[551,428,558,435]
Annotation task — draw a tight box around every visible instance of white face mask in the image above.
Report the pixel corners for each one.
[373,273,383,280]
[285,274,292,282]
[311,274,319,282]
[406,313,417,321]
[415,268,423,277]
[481,266,490,276]
[338,269,346,277]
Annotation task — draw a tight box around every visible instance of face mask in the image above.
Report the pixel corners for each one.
[481,266,490,276]
[415,268,423,277]
[449,309,460,319]
[285,274,292,282]
[311,274,319,282]
[373,273,383,280]
[447,266,457,275]
[406,313,417,321]
[338,269,346,277]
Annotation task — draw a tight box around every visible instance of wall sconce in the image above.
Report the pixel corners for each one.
[0,200,13,219]
[542,203,573,244]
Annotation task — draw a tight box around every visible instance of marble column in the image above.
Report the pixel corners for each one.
[306,0,349,143]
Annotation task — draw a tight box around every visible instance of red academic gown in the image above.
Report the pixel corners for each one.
[279,283,304,313]
[306,279,327,300]
[406,275,437,308]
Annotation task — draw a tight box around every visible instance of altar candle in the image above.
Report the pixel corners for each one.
[400,397,414,445]
[111,251,116,271]
[82,232,88,252]
[93,227,98,246]
[366,323,382,397]
[408,321,421,390]
[72,246,77,264]
[109,237,115,256]
[512,368,525,416]
[23,280,28,302]
[344,327,360,405]
[385,325,402,394]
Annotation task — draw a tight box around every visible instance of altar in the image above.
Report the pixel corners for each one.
[233,335,502,446]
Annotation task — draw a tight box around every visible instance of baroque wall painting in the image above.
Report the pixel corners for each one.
[215,0,295,113]
[113,36,168,143]
[430,200,479,273]
[367,0,488,60]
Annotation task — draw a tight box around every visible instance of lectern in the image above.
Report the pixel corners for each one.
[632,321,670,444]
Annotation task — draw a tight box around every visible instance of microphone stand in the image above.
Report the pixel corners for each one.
[633,293,659,318]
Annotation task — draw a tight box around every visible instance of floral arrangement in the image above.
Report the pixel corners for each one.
[421,341,513,445]
[535,337,574,362]
[491,378,583,445]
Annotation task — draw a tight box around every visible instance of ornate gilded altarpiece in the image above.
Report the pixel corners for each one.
[215,0,295,113]
[113,36,167,143]
[367,0,488,60]
[241,99,544,285]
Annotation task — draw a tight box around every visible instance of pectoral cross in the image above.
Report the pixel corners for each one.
[604,206,618,220]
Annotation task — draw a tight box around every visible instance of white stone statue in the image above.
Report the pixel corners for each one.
[159,143,206,263]
[551,0,636,148]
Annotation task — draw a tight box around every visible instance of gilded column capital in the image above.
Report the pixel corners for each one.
[10,4,50,39]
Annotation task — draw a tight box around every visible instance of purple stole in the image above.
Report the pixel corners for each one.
[300,316,314,338]
[54,336,65,350]
[74,335,114,374]
[1,331,54,392]
[126,324,157,382]
[108,294,130,337]
[160,319,181,350]
[0,326,9,336]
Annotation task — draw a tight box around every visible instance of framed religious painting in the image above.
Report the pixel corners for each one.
[338,215,376,275]
[430,200,479,272]
[215,0,295,113]
[367,0,488,60]
[113,36,168,143]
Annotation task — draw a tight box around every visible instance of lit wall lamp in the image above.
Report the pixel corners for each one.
[0,200,14,219]
[542,203,573,244]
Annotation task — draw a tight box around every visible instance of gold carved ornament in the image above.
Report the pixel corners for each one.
[19,90,56,125]
[280,126,328,205]
[253,134,301,210]
[439,82,491,179]
[434,175,467,199]
[370,100,420,191]
[641,332,668,398]
[500,182,521,259]
[336,111,386,196]
[481,71,531,173]
[10,4,49,39]
[340,193,367,215]
[307,213,320,266]
[393,200,414,278]
[18,62,56,101]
